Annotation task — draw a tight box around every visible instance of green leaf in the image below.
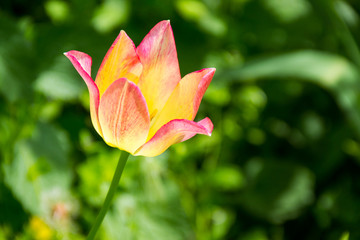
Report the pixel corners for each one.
[223,50,358,87]
[0,15,36,103]
[88,157,195,240]
[92,0,130,33]
[339,232,349,240]
[44,0,70,24]
[222,50,360,137]
[3,122,74,222]
[35,55,85,101]
[102,192,194,240]
[241,158,315,223]
[208,165,245,191]
[77,150,120,207]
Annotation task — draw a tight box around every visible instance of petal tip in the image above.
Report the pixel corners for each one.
[204,68,216,76]
[155,19,172,31]
[162,19,171,25]
[204,68,216,79]
[194,67,216,75]
[199,117,214,135]
[207,68,216,80]
[209,68,216,73]
[63,51,73,58]
[63,50,77,57]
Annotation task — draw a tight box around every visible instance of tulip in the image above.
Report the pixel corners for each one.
[64,20,215,157]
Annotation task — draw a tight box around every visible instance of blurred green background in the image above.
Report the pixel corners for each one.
[1,0,360,239]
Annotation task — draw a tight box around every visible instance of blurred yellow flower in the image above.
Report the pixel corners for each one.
[29,217,53,240]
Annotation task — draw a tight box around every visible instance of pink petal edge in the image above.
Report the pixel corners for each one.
[64,50,102,135]
[136,20,181,119]
[192,68,216,117]
[134,117,213,157]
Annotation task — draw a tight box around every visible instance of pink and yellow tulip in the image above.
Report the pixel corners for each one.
[64,20,215,157]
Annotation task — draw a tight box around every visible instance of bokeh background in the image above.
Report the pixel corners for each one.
[1,0,360,239]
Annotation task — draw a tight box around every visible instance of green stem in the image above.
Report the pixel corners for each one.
[86,151,130,240]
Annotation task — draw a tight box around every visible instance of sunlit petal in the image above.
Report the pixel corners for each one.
[95,30,142,96]
[148,68,215,140]
[135,118,213,157]
[98,78,150,154]
[137,20,181,120]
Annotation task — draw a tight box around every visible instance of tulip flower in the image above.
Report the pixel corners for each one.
[65,20,216,239]
[64,20,215,157]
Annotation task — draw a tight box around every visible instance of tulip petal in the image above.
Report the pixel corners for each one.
[95,30,142,96]
[137,20,181,120]
[98,78,150,154]
[135,118,213,157]
[64,50,102,135]
[148,68,215,140]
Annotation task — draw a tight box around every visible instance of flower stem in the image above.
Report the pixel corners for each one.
[86,151,130,240]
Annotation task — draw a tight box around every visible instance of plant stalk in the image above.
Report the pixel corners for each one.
[86,151,130,240]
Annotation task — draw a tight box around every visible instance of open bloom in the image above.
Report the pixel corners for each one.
[64,20,215,157]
